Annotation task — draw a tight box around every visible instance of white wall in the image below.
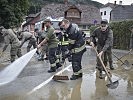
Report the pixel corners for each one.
[100,7,112,22]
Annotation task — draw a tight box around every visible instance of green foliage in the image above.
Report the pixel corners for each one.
[0,0,29,28]
[89,20,133,50]
[110,20,133,50]
[0,0,103,28]
[89,25,99,35]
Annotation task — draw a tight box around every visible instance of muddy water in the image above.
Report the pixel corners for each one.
[16,70,133,100]
[0,49,133,100]
[0,69,133,100]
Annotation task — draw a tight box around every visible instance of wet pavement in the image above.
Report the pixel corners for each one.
[0,45,133,100]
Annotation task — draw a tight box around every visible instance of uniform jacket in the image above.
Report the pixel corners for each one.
[65,23,85,50]
[91,27,113,52]
[2,29,20,48]
[45,26,58,49]
[20,31,36,46]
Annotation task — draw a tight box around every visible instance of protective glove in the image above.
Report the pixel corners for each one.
[90,42,95,47]
[64,51,72,59]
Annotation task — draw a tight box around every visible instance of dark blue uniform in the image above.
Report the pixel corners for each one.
[65,23,86,80]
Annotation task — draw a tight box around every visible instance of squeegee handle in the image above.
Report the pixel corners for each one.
[92,46,112,83]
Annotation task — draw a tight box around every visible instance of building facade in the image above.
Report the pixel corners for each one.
[110,5,133,22]
[100,2,117,22]
[40,3,101,30]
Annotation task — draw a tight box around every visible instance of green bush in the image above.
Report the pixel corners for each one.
[110,20,133,50]
[90,20,133,50]
[89,25,99,35]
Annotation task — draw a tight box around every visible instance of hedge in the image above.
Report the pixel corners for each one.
[110,20,133,50]
[89,20,133,50]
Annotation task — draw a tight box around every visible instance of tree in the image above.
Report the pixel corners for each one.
[0,0,29,28]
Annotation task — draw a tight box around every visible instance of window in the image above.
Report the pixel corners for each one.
[83,25,86,29]
[101,12,103,16]
[104,11,106,15]
[67,11,80,18]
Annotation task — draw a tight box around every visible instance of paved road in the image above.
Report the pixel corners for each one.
[0,46,133,100]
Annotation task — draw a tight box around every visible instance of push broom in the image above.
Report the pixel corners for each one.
[52,61,69,80]
[53,41,69,80]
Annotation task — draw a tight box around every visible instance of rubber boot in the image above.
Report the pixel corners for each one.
[48,67,56,73]
[56,63,62,69]
[78,73,83,77]
[38,55,44,61]
[70,74,79,80]
[99,70,104,79]
[44,56,48,60]
[109,61,114,70]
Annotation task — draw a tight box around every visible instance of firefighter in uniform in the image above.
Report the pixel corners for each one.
[55,22,70,63]
[90,19,114,79]
[60,19,86,80]
[0,26,22,62]
[38,19,62,73]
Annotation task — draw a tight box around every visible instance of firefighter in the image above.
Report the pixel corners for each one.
[37,19,62,73]
[60,19,86,80]
[0,26,22,62]
[56,21,70,63]
[90,19,114,79]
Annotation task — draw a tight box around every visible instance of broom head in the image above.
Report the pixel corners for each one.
[53,75,69,80]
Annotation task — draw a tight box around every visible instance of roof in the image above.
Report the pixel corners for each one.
[40,3,102,25]
[23,13,41,27]
[101,3,117,9]
[65,5,82,13]
[110,5,133,21]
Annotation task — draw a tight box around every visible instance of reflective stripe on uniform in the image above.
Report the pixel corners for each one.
[71,43,86,53]
[58,41,69,45]
[56,55,60,59]
[73,69,82,75]
[51,63,56,67]
[69,39,76,44]
[55,59,60,63]
[78,69,82,73]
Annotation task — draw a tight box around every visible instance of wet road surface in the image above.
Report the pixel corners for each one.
[0,46,133,100]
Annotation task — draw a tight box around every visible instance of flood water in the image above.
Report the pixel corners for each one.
[0,47,133,100]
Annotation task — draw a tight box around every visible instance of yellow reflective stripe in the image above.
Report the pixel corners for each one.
[69,39,75,44]
[73,72,79,75]
[56,55,60,58]
[62,42,69,45]
[51,63,56,67]
[71,43,86,53]
[55,59,59,63]
[63,36,64,41]
[73,69,82,75]
[78,69,82,73]
[58,41,69,45]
